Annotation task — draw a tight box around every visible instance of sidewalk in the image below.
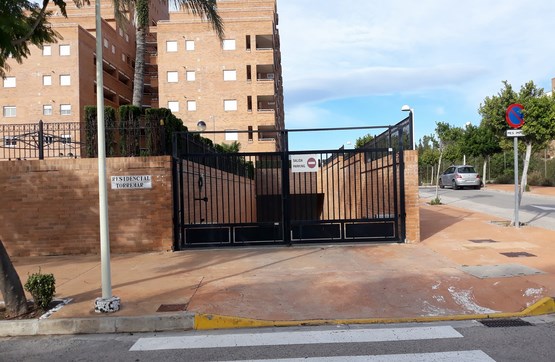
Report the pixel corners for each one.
[2,186,555,336]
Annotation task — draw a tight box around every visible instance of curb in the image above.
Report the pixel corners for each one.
[0,313,195,337]
[194,297,555,330]
[1,297,553,336]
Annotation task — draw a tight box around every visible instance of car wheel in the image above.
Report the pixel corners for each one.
[439,179,444,189]
[452,180,459,190]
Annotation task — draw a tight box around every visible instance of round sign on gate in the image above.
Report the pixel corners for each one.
[307,157,317,169]
[506,103,525,129]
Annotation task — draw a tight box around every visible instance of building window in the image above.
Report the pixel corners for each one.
[222,39,236,50]
[43,104,53,115]
[224,100,237,111]
[43,45,52,56]
[248,126,253,142]
[223,70,236,81]
[185,40,195,50]
[166,40,178,52]
[60,104,71,115]
[225,130,238,141]
[3,106,16,117]
[4,136,17,147]
[43,75,52,86]
[59,44,70,56]
[60,74,71,86]
[61,135,72,144]
[187,100,197,111]
[104,38,109,48]
[186,70,196,81]
[167,71,178,83]
[111,44,116,54]
[119,28,124,37]
[3,76,16,88]
[125,33,129,42]
[121,53,126,62]
[168,101,179,112]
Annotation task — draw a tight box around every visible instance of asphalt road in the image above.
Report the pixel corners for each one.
[1,317,555,361]
[419,186,555,231]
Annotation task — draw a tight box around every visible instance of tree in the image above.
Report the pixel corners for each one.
[460,123,500,183]
[479,81,555,205]
[355,133,374,148]
[112,0,224,106]
[0,0,89,317]
[1,0,62,77]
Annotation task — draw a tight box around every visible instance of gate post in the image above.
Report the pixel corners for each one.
[280,130,291,245]
[38,120,44,160]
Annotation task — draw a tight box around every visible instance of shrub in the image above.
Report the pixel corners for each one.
[494,173,514,184]
[429,197,442,205]
[24,270,56,312]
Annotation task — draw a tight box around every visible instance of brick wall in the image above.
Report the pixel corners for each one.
[0,156,173,256]
[403,150,421,243]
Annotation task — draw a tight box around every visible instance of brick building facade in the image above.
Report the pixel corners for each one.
[0,0,283,153]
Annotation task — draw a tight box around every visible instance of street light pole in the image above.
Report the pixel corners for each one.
[401,105,415,150]
[94,0,120,313]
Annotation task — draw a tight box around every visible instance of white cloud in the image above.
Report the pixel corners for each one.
[278,0,555,107]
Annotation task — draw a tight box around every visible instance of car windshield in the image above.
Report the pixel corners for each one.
[458,167,476,173]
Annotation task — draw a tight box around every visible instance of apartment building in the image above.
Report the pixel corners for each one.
[1,0,283,154]
[156,0,284,152]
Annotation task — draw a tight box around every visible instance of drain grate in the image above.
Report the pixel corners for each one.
[157,303,188,312]
[480,318,532,328]
[469,239,498,244]
[500,252,537,258]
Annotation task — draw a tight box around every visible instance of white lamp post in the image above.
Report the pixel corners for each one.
[401,105,415,150]
[94,0,120,313]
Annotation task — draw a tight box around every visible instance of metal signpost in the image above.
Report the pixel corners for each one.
[505,103,525,228]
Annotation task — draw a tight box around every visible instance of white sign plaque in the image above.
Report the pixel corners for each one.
[111,175,152,189]
[291,154,319,173]
[506,129,524,137]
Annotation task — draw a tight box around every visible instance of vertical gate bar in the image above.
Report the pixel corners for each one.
[342,150,347,222]
[203,157,209,224]
[281,130,291,245]
[363,152,369,219]
[179,157,186,246]
[392,149,399,240]
[233,155,238,224]
[171,156,180,250]
[226,156,231,224]
[320,154,325,220]
[371,151,376,217]
[339,151,344,220]
[220,157,224,224]
[380,150,384,216]
[332,153,337,220]
[384,150,395,217]
[398,134,406,242]
[353,153,358,219]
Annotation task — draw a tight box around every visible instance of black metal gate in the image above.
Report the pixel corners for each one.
[172,119,412,249]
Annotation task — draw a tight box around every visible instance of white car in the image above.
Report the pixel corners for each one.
[439,165,482,190]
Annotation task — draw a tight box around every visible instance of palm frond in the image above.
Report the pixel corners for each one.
[171,0,224,40]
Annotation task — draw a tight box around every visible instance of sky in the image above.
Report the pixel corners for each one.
[277,0,555,150]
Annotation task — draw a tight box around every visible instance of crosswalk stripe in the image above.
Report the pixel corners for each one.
[219,350,495,362]
[130,326,462,351]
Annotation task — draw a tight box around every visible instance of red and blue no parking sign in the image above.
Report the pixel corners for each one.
[505,103,525,129]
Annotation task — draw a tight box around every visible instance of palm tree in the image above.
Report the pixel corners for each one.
[113,0,224,106]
